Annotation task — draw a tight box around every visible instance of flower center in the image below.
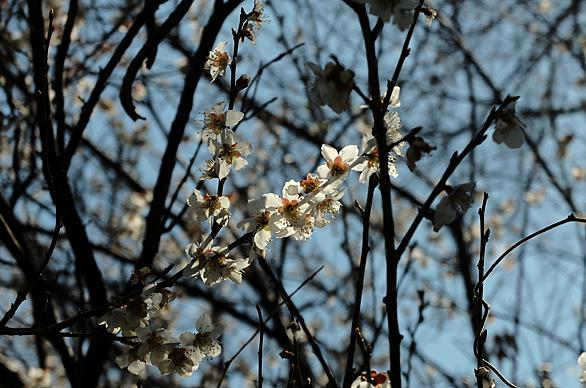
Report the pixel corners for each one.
[255,210,271,228]
[279,198,300,218]
[203,194,222,211]
[220,143,242,164]
[206,112,226,133]
[300,174,320,193]
[327,155,349,176]
[212,52,230,68]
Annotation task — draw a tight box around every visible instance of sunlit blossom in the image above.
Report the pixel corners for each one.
[180,314,222,359]
[208,130,251,179]
[202,102,244,142]
[204,41,231,82]
[187,189,231,226]
[317,144,359,184]
[237,193,282,249]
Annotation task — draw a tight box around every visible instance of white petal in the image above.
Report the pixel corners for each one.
[197,314,213,332]
[339,145,359,162]
[504,129,524,149]
[321,144,338,162]
[578,352,586,369]
[225,110,244,127]
[127,360,146,375]
[433,198,457,232]
[390,85,401,108]
[316,164,330,179]
[254,229,272,249]
[180,332,195,346]
[217,161,230,179]
[263,193,282,208]
[233,157,248,171]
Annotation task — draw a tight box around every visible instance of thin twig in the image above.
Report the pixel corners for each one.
[480,214,586,285]
[216,266,324,388]
[256,305,264,388]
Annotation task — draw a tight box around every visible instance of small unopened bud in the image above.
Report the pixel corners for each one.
[236,74,250,91]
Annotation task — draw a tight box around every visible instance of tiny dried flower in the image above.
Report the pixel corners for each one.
[406,135,435,171]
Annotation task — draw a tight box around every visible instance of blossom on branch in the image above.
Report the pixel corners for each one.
[354,0,418,30]
[238,193,282,250]
[248,0,268,30]
[187,189,231,226]
[208,130,251,179]
[308,62,355,113]
[353,112,404,183]
[317,144,359,185]
[271,180,315,240]
[493,99,525,149]
[180,313,222,359]
[202,102,244,142]
[204,41,231,82]
[433,182,475,232]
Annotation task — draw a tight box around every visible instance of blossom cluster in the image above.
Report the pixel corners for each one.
[114,313,222,377]
[99,0,532,380]
[98,1,270,379]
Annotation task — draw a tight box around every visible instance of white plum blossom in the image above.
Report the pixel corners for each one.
[238,193,282,249]
[352,113,404,184]
[115,327,185,376]
[202,102,244,142]
[383,111,405,156]
[317,144,359,185]
[271,180,315,240]
[493,99,525,149]
[307,185,344,228]
[354,0,418,30]
[201,253,250,286]
[135,327,178,368]
[248,0,267,30]
[158,347,201,377]
[433,182,476,232]
[204,41,231,82]
[180,313,223,359]
[187,189,231,226]
[208,130,252,179]
[352,134,399,183]
[98,292,165,336]
[115,347,148,376]
[308,62,355,113]
[384,85,401,108]
[183,238,249,286]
